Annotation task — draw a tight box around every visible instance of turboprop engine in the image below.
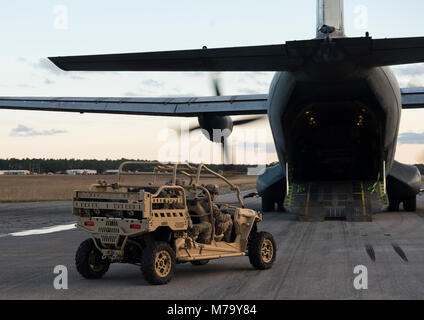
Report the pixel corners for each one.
[197,114,233,143]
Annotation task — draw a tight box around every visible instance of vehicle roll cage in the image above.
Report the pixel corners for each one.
[117,161,245,208]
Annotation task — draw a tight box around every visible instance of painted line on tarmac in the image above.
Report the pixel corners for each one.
[3,223,76,237]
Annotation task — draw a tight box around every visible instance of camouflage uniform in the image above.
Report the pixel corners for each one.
[190,222,212,244]
[212,204,233,240]
[205,184,233,242]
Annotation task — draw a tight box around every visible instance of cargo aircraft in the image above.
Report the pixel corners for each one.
[1,0,424,220]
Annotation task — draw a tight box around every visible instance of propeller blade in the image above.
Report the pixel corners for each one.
[223,140,231,165]
[211,73,222,96]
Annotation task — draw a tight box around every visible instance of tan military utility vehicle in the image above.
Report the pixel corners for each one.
[73,161,276,285]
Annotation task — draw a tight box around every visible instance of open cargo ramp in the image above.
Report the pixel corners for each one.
[284,180,388,222]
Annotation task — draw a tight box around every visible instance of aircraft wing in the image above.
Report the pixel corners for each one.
[1,88,423,118]
[0,95,269,117]
[401,87,424,109]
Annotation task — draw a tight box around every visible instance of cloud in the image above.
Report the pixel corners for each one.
[124,91,139,97]
[184,72,207,78]
[141,79,164,88]
[17,84,34,88]
[393,64,424,77]
[10,125,68,137]
[237,88,262,95]
[35,58,65,75]
[20,58,86,80]
[237,141,276,154]
[407,80,424,87]
[398,132,424,145]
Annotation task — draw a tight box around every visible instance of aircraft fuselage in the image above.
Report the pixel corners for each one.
[268,65,401,182]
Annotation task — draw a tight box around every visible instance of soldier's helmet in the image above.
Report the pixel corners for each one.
[206,184,219,195]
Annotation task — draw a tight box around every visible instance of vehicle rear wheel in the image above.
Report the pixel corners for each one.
[191,259,210,266]
[75,238,110,279]
[248,232,276,270]
[403,196,416,212]
[141,242,176,285]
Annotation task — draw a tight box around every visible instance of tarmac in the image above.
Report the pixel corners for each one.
[0,192,423,300]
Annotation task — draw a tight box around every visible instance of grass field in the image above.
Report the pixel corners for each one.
[0,174,257,203]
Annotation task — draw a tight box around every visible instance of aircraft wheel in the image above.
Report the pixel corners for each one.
[388,199,400,212]
[141,242,176,285]
[403,197,417,212]
[277,200,285,212]
[75,239,110,279]
[261,193,275,212]
[248,232,276,270]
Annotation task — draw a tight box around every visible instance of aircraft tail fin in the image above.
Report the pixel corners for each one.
[316,0,345,39]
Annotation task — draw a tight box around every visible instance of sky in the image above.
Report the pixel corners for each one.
[0,0,424,164]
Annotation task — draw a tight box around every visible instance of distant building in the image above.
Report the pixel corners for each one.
[103,170,119,175]
[66,169,97,175]
[0,170,31,176]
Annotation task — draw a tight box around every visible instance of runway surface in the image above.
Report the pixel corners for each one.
[1,193,424,300]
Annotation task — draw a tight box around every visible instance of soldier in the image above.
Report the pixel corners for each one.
[190,221,212,244]
[161,178,186,209]
[168,178,211,244]
[205,184,233,242]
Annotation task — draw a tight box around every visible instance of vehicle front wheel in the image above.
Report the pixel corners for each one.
[141,242,176,285]
[75,238,110,279]
[248,232,276,270]
[191,259,210,266]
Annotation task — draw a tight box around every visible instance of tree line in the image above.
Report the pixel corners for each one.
[0,158,262,174]
[1,158,422,175]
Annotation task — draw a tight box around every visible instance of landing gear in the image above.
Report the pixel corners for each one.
[388,198,400,212]
[261,191,285,212]
[261,192,276,212]
[403,197,417,212]
[388,196,417,212]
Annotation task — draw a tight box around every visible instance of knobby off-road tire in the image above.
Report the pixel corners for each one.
[191,260,210,266]
[141,242,176,285]
[75,238,110,279]
[248,232,276,270]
